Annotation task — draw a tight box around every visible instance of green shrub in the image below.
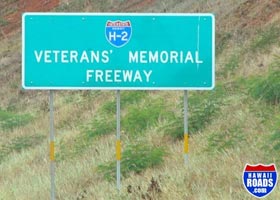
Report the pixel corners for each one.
[162,95,221,140]
[207,126,245,152]
[122,107,158,135]
[98,143,167,181]
[249,70,280,104]
[189,98,220,134]
[0,109,33,131]
[121,91,147,106]
[188,86,224,134]
[83,117,115,139]
[122,99,173,136]
[57,91,147,161]
[101,91,147,114]
[162,86,225,139]
[161,119,184,140]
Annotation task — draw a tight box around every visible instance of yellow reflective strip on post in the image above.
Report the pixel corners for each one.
[50,141,55,161]
[184,134,188,153]
[116,140,121,161]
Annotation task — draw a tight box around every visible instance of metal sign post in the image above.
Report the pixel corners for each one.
[49,90,55,200]
[116,90,121,191]
[184,90,188,165]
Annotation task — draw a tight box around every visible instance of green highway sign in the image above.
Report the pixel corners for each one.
[22,13,215,90]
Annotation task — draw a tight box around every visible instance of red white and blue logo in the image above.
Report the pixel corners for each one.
[105,20,132,48]
[243,163,277,198]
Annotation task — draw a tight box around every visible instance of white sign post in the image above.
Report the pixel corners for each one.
[116,90,121,191]
[49,91,55,200]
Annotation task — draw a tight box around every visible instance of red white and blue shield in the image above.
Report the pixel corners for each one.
[105,20,132,48]
[243,163,278,198]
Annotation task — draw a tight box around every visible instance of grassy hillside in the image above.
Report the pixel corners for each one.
[1,0,280,199]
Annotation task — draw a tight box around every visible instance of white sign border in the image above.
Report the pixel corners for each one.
[22,12,215,90]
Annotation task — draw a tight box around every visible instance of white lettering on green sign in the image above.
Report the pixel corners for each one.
[34,50,112,64]
[128,50,203,64]
[86,70,152,83]
[32,49,203,84]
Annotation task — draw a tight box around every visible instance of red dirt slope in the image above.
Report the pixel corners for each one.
[219,0,280,32]
[0,0,59,38]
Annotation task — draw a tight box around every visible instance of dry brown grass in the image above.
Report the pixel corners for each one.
[1,92,279,199]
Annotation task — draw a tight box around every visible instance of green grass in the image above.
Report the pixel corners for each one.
[269,130,280,152]
[263,129,280,165]
[250,25,280,53]
[248,55,280,104]
[57,91,149,161]
[0,134,44,163]
[271,55,280,70]
[57,116,115,161]
[0,109,33,131]
[216,32,232,55]
[219,54,240,78]
[0,17,8,26]
[249,70,280,104]
[100,100,116,115]
[98,143,167,181]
